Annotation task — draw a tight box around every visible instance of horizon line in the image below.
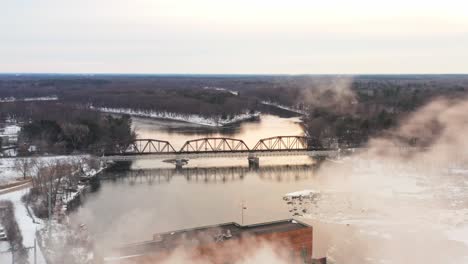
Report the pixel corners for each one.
[1,72,468,76]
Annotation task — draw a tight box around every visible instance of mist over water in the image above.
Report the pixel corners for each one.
[288,97,468,263]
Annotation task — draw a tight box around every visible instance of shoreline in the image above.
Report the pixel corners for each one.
[91,106,261,127]
[260,101,307,115]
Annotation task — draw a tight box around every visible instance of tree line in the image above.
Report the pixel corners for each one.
[1,101,135,155]
[2,74,468,149]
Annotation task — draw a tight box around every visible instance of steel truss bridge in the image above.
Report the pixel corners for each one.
[101,136,338,161]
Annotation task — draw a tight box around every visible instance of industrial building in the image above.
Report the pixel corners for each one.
[105,219,325,264]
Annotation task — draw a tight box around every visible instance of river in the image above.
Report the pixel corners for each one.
[69,114,322,253]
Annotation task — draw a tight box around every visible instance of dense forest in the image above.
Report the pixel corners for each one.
[0,101,134,154]
[2,74,468,150]
[0,75,259,117]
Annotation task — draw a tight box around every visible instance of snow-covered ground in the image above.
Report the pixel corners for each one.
[91,106,260,127]
[202,86,239,96]
[0,96,58,103]
[0,188,47,264]
[0,155,89,185]
[261,100,307,115]
[0,156,104,263]
[0,158,19,184]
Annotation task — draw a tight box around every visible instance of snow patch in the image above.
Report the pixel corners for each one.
[0,96,58,103]
[261,101,307,115]
[203,86,239,96]
[0,125,21,136]
[285,190,317,198]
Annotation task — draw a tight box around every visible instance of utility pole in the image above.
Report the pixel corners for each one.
[11,244,14,264]
[48,191,51,222]
[47,190,52,240]
[34,238,37,264]
[241,200,247,225]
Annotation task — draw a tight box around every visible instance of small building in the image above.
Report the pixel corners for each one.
[106,219,323,264]
[0,124,21,145]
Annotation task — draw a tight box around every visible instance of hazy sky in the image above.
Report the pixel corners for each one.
[1,0,467,74]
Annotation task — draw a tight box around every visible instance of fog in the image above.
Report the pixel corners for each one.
[287,97,468,263]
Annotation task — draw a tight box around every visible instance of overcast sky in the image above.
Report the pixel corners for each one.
[1,0,467,74]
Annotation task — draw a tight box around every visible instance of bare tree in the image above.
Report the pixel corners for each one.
[62,123,90,150]
[14,157,37,180]
[28,160,78,217]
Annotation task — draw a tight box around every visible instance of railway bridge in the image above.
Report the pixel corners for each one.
[100,136,339,168]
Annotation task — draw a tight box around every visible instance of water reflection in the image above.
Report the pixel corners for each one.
[99,164,318,186]
[132,106,301,138]
[133,114,305,149]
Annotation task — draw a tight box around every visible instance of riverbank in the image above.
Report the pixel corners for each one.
[28,161,106,264]
[91,106,261,127]
[0,155,89,185]
[0,156,106,264]
[261,101,307,115]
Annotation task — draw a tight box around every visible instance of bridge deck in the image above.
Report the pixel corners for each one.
[101,149,339,161]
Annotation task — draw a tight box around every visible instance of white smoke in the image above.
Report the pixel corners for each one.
[297,76,357,113]
[288,97,468,263]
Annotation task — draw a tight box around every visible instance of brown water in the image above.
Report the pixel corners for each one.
[70,114,319,252]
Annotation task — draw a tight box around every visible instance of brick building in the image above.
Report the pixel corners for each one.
[105,219,323,264]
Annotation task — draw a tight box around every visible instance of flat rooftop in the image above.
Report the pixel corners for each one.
[155,219,310,242]
[115,219,311,257]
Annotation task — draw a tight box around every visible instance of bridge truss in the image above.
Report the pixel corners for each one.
[179,138,250,153]
[122,139,176,154]
[103,136,337,159]
[253,136,309,151]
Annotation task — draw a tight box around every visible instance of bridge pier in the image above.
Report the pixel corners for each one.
[175,159,188,170]
[248,156,259,170]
